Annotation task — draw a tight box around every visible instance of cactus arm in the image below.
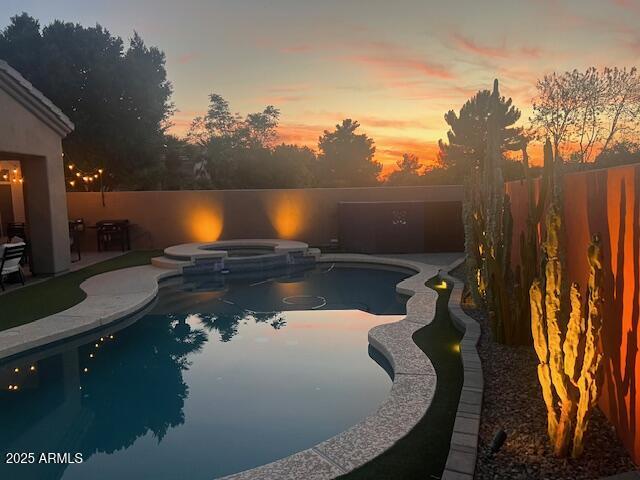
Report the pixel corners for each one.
[563,283,585,383]
[531,278,559,441]
[572,236,605,458]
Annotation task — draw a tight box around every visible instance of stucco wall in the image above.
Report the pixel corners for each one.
[507,164,640,462]
[0,88,70,274]
[66,185,464,250]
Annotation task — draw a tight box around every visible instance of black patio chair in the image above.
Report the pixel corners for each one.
[0,242,26,291]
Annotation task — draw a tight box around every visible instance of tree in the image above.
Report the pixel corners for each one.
[438,80,524,181]
[385,153,423,185]
[270,144,317,188]
[595,140,640,168]
[317,119,380,187]
[0,13,173,189]
[187,94,282,189]
[530,67,640,163]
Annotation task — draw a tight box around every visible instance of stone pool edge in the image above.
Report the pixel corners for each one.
[219,253,440,480]
[0,252,443,480]
[438,256,483,480]
[0,265,182,360]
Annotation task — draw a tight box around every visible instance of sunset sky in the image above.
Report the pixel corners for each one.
[2,0,640,174]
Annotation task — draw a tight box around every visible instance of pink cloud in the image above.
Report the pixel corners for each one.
[176,52,198,65]
[451,34,542,60]
[345,53,454,80]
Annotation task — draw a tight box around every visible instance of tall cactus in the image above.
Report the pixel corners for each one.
[463,79,538,345]
[530,202,604,458]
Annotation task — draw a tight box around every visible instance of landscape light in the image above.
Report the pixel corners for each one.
[434,280,448,290]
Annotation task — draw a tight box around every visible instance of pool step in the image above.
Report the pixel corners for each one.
[151,255,191,270]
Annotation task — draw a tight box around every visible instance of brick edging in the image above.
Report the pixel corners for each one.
[439,257,483,480]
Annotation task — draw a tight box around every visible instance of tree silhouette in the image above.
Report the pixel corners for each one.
[0,13,173,189]
[438,80,523,180]
[317,119,380,187]
[385,153,424,185]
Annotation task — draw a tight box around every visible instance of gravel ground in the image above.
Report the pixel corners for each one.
[450,265,636,480]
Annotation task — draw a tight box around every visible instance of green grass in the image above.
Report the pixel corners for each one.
[0,250,162,331]
[340,277,464,480]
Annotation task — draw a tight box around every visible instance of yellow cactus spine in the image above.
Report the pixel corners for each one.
[529,207,605,458]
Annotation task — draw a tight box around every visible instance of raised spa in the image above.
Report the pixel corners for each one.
[0,263,410,480]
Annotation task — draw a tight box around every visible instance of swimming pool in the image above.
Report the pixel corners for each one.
[0,264,410,480]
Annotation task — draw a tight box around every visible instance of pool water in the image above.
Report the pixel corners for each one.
[0,264,409,480]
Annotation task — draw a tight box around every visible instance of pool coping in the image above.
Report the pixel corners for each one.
[438,256,483,480]
[0,251,443,480]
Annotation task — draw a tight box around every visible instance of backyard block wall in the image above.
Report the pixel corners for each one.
[507,164,640,463]
[66,185,464,251]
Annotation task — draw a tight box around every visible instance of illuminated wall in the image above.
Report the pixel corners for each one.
[507,164,640,463]
[66,185,463,249]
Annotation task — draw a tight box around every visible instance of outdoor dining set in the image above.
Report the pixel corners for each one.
[0,219,132,290]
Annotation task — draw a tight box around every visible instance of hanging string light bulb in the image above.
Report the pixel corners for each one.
[1,166,24,184]
[65,162,105,193]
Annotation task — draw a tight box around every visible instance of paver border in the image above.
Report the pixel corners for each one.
[0,250,445,480]
[438,256,483,480]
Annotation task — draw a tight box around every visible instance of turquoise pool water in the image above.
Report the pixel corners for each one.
[0,264,409,480]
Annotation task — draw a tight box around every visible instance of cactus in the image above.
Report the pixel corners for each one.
[462,79,542,345]
[529,203,604,458]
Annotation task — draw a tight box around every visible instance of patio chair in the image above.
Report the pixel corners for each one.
[0,242,26,291]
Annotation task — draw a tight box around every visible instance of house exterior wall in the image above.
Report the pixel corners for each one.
[0,88,70,274]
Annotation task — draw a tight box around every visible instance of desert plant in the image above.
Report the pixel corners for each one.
[530,202,604,458]
[463,80,551,344]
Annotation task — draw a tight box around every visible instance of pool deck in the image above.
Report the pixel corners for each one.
[0,249,470,480]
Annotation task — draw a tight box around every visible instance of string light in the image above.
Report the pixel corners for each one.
[13,368,19,373]
[29,365,36,372]
[1,166,23,184]
[65,163,105,192]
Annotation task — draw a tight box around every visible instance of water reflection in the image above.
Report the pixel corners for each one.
[0,264,408,480]
[0,313,207,480]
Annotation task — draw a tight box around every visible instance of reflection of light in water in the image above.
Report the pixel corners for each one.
[282,295,327,309]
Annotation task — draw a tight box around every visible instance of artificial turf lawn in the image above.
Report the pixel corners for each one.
[339,277,464,480]
[0,250,162,332]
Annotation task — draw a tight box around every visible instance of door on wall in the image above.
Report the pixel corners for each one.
[0,184,14,236]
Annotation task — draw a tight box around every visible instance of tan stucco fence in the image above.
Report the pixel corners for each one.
[66,185,464,250]
[507,163,640,464]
